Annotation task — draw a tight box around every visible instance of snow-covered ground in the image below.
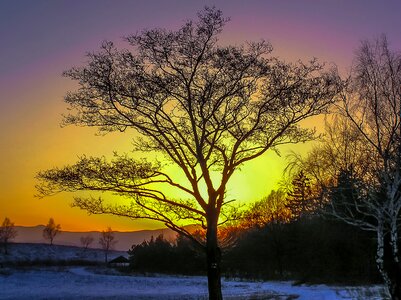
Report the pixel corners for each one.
[0,243,126,264]
[0,267,387,299]
[0,244,388,299]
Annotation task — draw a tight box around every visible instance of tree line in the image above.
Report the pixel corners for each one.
[126,185,379,284]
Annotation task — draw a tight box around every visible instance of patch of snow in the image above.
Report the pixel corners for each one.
[69,267,95,276]
[0,268,388,300]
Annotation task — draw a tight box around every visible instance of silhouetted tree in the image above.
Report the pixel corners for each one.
[285,171,322,219]
[43,218,61,245]
[242,189,290,228]
[128,234,205,274]
[129,235,173,272]
[36,7,340,299]
[286,36,401,299]
[99,227,117,263]
[0,217,17,255]
[337,35,401,299]
[224,215,378,283]
[80,235,94,250]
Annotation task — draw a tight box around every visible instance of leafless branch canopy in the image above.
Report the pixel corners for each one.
[340,35,401,229]
[36,7,340,246]
[287,36,401,238]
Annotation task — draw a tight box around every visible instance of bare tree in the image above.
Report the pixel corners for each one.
[80,235,94,250]
[285,115,372,191]
[36,7,340,299]
[289,36,401,300]
[242,189,290,228]
[338,35,401,300]
[43,218,61,246]
[99,227,117,263]
[0,217,17,255]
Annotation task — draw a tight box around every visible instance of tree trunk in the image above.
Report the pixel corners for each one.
[388,220,401,300]
[376,225,401,299]
[206,213,223,300]
[376,226,392,293]
[386,259,401,300]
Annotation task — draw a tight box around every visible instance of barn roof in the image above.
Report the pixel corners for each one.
[108,255,129,264]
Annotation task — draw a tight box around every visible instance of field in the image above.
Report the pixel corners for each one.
[0,243,388,299]
[0,266,388,299]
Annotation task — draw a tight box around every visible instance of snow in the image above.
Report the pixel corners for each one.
[0,244,388,299]
[0,243,126,264]
[0,267,387,299]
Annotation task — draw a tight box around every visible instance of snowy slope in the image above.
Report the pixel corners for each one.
[0,243,126,264]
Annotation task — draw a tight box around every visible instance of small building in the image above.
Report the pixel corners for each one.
[108,255,129,268]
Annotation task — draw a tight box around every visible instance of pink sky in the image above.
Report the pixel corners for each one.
[1,0,400,231]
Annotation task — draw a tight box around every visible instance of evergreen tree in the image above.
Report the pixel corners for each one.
[286,171,320,219]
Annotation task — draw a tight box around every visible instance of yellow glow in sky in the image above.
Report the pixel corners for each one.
[2,1,399,231]
[0,32,330,233]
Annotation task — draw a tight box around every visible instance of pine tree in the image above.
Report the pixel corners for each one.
[286,171,319,219]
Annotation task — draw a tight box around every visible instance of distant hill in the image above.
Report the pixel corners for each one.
[13,226,181,251]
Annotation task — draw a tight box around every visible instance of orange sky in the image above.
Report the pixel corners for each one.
[1,0,400,231]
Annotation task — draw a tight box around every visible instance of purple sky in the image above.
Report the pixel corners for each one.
[1,0,400,231]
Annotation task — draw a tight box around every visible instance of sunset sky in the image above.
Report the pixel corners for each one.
[1,0,401,232]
